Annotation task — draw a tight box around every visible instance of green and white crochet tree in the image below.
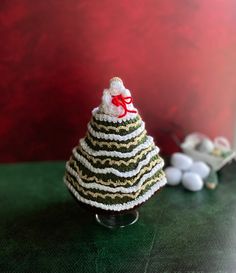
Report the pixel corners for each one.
[64,77,166,211]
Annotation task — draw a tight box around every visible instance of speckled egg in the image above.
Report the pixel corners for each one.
[197,138,214,153]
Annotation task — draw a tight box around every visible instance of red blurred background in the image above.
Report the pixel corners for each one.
[0,0,236,163]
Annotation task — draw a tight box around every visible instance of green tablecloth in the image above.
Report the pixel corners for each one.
[0,161,236,273]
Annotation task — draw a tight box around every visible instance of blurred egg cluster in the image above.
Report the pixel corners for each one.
[165,153,218,191]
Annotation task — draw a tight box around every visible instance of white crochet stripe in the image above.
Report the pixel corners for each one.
[66,159,164,193]
[88,121,145,141]
[80,136,157,158]
[72,147,159,178]
[64,176,167,211]
[92,107,139,123]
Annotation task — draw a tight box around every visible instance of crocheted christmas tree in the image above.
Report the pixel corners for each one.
[64,77,166,211]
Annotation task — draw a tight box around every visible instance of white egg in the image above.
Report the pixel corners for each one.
[165,167,182,186]
[171,153,193,171]
[197,138,214,153]
[182,172,204,192]
[190,161,210,179]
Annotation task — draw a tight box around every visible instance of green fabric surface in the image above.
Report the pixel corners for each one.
[0,161,236,273]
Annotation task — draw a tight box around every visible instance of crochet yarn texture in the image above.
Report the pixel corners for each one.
[64,77,166,211]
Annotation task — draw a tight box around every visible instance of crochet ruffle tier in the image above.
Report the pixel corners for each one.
[64,79,166,211]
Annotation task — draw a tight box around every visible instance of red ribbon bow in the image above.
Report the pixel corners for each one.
[111,94,137,118]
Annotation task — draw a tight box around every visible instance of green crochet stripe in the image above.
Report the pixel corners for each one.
[74,146,156,172]
[77,143,154,162]
[84,132,148,153]
[66,170,164,205]
[90,121,142,136]
[70,154,159,180]
[68,155,162,187]
[93,115,141,127]
[90,117,142,136]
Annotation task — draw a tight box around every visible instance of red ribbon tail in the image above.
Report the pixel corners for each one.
[118,113,126,118]
[112,94,137,118]
[128,109,137,114]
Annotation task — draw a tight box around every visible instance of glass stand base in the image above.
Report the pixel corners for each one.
[95,210,139,229]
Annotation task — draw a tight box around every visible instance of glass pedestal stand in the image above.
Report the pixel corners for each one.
[95,209,139,229]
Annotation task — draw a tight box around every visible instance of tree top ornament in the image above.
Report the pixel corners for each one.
[100,77,137,118]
